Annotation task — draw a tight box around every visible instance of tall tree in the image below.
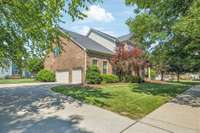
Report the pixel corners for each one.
[27,57,44,76]
[126,0,200,76]
[0,0,100,66]
[150,45,168,81]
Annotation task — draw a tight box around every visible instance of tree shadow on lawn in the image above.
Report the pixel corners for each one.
[52,85,111,107]
[168,80,200,86]
[131,82,189,97]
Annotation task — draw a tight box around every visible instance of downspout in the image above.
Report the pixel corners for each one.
[84,48,87,84]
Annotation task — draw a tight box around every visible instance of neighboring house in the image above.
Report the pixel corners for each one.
[0,61,31,79]
[44,28,145,84]
[0,64,12,78]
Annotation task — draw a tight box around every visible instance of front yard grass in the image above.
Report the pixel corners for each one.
[52,81,198,119]
[0,79,38,84]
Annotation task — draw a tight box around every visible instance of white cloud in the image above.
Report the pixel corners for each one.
[85,5,114,22]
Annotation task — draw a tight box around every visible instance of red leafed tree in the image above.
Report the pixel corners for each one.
[111,43,145,81]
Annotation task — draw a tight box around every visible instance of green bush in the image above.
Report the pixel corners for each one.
[36,69,55,82]
[124,75,143,83]
[86,65,102,84]
[101,74,119,83]
[4,75,10,79]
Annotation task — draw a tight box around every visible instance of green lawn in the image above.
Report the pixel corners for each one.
[0,79,38,84]
[52,81,198,119]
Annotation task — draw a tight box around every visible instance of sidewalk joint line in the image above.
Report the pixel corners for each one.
[120,121,138,133]
[146,117,199,131]
[140,121,174,133]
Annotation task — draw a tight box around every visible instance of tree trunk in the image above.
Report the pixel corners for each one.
[148,67,151,80]
[177,72,180,82]
[161,71,164,81]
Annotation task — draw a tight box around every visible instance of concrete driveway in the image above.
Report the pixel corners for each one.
[0,83,135,133]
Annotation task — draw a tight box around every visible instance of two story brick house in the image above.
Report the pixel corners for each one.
[44,28,140,84]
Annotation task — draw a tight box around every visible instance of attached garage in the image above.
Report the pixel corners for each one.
[56,71,69,83]
[56,70,82,84]
[72,69,82,84]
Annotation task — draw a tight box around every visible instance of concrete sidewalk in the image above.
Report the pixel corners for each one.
[124,85,200,133]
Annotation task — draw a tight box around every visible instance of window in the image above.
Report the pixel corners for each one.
[128,45,133,51]
[92,59,98,66]
[53,47,61,57]
[103,61,108,74]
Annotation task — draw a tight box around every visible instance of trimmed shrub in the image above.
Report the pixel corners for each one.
[36,69,55,82]
[101,74,119,83]
[4,75,10,79]
[124,75,143,83]
[86,65,102,84]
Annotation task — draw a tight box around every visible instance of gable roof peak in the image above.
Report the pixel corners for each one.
[87,28,117,43]
[59,27,113,55]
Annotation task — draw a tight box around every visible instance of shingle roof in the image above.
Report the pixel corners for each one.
[118,33,133,42]
[60,28,113,55]
[87,29,117,43]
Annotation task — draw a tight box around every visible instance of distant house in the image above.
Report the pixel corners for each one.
[0,61,31,79]
[0,63,12,78]
[44,28,147,84]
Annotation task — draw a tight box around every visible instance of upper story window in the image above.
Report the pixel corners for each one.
[103,61,108,74]
[92,59,98,66]
[53,47,61,57]
[128,45,133,51]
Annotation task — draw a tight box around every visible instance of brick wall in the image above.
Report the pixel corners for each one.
[44,37,86,82]
[86,52,113,74]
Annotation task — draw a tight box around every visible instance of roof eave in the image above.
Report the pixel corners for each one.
[86,49,113,56]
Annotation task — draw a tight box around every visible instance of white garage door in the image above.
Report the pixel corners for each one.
[56,71,69,83]
[72,70,82,84]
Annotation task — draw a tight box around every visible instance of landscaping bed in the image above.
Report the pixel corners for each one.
[52,81,196,119]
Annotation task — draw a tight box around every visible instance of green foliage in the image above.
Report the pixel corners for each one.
[124,75,143,83]
[173,1,200,39]
[27,57,43,74]
[36,69,55,82]
[150,69,157,79]
[150,45,168,77]
[101,74,119,83]
[0,79,37,84]
[86,65,102,84]
[126,0,200,75]
[127,13,162,49]
[0,0,99,66]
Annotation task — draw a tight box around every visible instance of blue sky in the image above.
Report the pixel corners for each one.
[59,0,136,37]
